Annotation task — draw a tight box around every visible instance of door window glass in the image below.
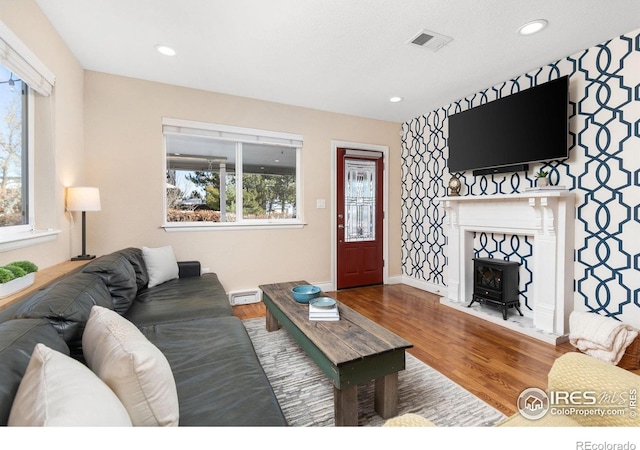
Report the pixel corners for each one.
[344,159,376,242]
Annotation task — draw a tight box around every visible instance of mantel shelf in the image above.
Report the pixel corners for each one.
[437,190,572,203]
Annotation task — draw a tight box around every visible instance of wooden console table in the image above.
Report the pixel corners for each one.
[0,260,91,311]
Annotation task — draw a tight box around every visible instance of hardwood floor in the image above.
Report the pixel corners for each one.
[233,284,576,417]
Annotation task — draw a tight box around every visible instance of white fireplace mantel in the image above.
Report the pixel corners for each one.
[437,190,575,343]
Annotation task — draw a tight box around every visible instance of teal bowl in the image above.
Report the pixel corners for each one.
[291,285,321,303]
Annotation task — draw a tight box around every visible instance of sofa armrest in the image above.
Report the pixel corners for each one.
[178,261,201,278]
[548,352,640,427]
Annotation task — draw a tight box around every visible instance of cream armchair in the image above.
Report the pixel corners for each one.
[384,352,640,427]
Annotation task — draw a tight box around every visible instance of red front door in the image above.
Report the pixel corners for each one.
[336,148,384,290]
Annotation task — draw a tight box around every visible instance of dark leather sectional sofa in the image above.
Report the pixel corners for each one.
[0,247,286,426]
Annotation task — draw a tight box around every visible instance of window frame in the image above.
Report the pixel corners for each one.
[162,118,305,231]
[0,83,32,235]
[0,19,59,252]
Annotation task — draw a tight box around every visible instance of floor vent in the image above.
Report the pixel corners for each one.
[407,29,452,52]
[229,289,262,306]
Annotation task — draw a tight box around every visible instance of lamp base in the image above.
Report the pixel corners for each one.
[71,254,96,261]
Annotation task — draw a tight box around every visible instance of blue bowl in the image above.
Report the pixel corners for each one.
[291,285,321,303]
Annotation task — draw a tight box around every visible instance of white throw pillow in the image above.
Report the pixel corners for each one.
[142,245,179,288]
[8,343,132,426]
[82,306,179,426]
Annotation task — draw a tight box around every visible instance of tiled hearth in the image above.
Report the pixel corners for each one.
[441,298,567,345]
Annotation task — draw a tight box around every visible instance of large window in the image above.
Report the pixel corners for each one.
[0,64,27,229]
[163,119,303,229]
[0,19,56,250]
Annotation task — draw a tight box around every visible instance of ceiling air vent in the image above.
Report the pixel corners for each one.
[407,29,452,52]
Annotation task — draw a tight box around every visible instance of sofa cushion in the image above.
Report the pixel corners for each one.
[125,273,233,326]
[14,272,113,354]
[139,316,286,426]
[142,245,179,288]
[113,247,149,291]
[82,253,137,314]
[8,343,132,426]
[0,319,70,426]
[82,306,179,426]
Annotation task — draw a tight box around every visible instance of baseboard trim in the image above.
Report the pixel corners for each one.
[401,276,447,298]
[315,276,404,292]
[312,281,334,293]
[304,277,441,294]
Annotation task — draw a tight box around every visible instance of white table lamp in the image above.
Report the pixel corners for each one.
[66,187,101,260]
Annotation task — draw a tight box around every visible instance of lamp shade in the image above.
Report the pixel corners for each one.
[66,187,101,212]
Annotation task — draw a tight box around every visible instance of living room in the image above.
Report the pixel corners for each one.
[0,0,638,444]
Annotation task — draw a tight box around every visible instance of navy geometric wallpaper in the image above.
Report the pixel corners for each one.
[401,28,640,327]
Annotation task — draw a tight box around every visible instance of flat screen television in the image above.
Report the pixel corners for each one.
[447,75,569,175]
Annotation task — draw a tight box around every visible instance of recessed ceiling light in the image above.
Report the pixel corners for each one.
[155,45,176,56]
[517,19,548,36]
[389,96,403,103]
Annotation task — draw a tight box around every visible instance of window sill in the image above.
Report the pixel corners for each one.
[0,229,61,253]
[162,221,306,232]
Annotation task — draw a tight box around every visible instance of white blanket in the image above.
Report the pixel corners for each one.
[569,311,638,365]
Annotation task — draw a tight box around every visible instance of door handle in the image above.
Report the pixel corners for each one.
[338,224,344,229]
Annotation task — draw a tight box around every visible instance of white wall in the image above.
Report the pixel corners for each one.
[0,0,85,269]
[83,72,402,292]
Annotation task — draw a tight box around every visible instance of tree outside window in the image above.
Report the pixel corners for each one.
[164,122,300,226]
[0,65,27,227]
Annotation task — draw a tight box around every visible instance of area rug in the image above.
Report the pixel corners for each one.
[243,317,507,427]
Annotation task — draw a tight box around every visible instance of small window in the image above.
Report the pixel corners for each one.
[163,119,303,229]
[0,64,28,230]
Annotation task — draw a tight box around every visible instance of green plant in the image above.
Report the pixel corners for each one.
[0,267,15,284]
[3,264,26,279]
[535,170,549,178]
[8,260,38,274]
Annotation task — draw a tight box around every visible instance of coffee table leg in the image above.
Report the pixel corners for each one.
[334,385,358,426]
[374,372,398,418]
[265,308,280,332]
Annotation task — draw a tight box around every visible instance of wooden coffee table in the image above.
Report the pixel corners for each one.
[259,281,413,426]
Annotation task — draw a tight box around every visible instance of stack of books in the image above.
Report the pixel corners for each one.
[309,299,340,321]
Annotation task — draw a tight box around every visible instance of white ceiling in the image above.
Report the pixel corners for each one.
[35,0,640,123]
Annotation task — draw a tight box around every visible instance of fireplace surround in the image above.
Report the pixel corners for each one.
[438,190,575,344]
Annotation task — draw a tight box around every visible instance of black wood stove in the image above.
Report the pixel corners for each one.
[468,257,523,320]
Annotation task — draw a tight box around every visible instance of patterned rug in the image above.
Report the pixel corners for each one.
[243,317,507,427]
